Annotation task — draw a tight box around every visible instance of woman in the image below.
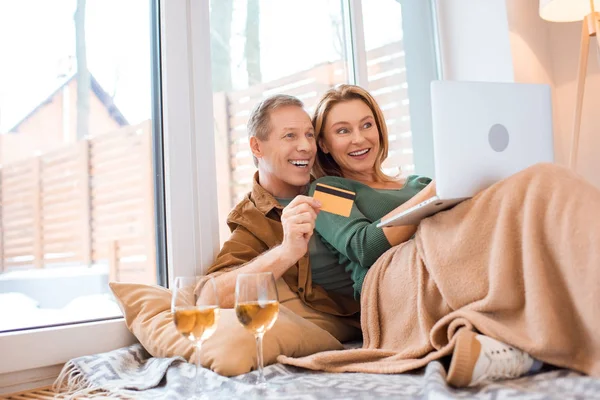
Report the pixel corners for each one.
[309,85,436,298]
[301,84,600,387]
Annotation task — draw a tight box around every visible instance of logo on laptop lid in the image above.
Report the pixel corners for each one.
[489,123,509,152]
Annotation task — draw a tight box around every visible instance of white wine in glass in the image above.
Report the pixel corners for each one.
[172,276,219,399]
[235,272,279,387]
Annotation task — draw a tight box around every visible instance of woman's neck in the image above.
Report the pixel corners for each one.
[343,170,403,189]
[343,170,377,185]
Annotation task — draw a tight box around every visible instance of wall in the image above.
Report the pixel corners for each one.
[435,0,514,82]
[506,0,600,187]
[436,0,600,187]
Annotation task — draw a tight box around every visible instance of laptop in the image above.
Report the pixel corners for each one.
[377,80,554,228]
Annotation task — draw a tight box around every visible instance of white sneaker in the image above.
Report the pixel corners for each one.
[446,330,536,387]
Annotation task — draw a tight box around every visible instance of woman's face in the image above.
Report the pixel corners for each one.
[319,99,380,179]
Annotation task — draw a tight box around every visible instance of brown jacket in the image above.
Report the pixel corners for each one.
[207,173,360,318]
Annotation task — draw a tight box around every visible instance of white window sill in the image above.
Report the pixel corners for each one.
[0,318,136,395]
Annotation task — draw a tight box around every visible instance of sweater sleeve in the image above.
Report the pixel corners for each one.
[310,178,393,269]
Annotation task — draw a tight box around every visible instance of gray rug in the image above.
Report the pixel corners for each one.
[54,344,600,399]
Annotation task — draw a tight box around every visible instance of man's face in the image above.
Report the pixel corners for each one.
[251,105,316,198]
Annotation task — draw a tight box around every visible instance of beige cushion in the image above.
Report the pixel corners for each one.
[109,282,345,376]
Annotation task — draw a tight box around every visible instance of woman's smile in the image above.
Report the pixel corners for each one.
[348,148,371,160]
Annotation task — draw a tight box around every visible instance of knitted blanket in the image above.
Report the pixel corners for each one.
[279,163,600,377]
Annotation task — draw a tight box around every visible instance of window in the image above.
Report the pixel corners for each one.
[0,1,163,331]
[0,0,439,390]
[210,0,439,243]
[209,0,351,244]
[362,0,413,176]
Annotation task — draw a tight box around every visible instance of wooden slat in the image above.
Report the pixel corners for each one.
[3,248,34,258]
[39,144,79,164]
[228,68,321,102]
[372,89,409,108]
[91,139,144,162]
[2,229,34,241]
[42,255,81,264]
[1,191,35,206]
[78,141,92,266]
[1,166,33,181]
[367,40,404,60]
[2,218,34,230]
[40,158,79,174]
[40,179,81,196]
[43,242,83,254]
[43,221,79,235]
[91,168,143,187]
[41,192,80,208]
[89,121,149,147]
[90,156,143,176]
[42,202,83,215]
[229,128,253,143]
[369,73,407,93]
[1,206,34,219]
[92,212,144,227]
[42,230,79,243]
[3,244,34,256]
[91,186,143,206]
[367,58,406,80]
[231,155,255,169]
[92,197,145,214]
[42,211,81,224]
[31,157,43,268]
[0,176,35,191]
[90,176,143,197]
[228,82,329,115]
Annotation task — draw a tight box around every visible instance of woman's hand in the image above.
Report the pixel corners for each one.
[425,180,437,199]
[379,179,437,246]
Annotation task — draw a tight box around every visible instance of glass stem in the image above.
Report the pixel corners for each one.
[195,342,203,396]
[255,332,266,386]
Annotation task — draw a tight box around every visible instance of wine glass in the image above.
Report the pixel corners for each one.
[235,272,279,387]
[172,276,219,399]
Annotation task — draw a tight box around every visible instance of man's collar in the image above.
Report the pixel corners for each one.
[250,172,313,215]
[251,172,284,215]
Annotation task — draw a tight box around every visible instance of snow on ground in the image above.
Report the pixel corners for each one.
[0,291,123,331]
[0,264,124,332]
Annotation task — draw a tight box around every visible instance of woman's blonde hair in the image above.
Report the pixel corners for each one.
[312,84,395,181]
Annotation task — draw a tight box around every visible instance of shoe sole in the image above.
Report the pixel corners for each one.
[446,329,481,388]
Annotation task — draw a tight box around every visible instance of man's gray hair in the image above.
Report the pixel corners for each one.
[247,94,305,167]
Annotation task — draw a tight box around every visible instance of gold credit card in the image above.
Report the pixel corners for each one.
[313,183,356,217]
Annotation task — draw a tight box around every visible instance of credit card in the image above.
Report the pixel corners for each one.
[313,183,356,217]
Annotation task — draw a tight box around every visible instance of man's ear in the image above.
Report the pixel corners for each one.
[249,136,263,161]
[318,138,329,154]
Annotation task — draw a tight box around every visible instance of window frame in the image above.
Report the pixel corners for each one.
[0,0,217,389]
[346,0,440,177]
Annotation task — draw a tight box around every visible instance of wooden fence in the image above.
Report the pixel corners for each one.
[0,40,412,277]
[0,121,156,284]
[215,40,413,211]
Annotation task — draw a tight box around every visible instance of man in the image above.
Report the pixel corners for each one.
[201,94,362,373]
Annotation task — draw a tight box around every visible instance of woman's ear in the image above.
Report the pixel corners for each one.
[249,136,263,161]
[318,138,329,154]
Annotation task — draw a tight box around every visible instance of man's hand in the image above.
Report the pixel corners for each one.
[280,195,321,263]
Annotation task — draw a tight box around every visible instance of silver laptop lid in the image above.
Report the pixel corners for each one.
[431,81,554,200]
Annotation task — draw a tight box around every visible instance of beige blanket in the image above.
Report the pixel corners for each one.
[278,163,600,377]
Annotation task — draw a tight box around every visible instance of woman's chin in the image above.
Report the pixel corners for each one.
[345,157,375,171]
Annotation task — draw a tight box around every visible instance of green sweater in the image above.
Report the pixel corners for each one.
[308,175,432,299]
